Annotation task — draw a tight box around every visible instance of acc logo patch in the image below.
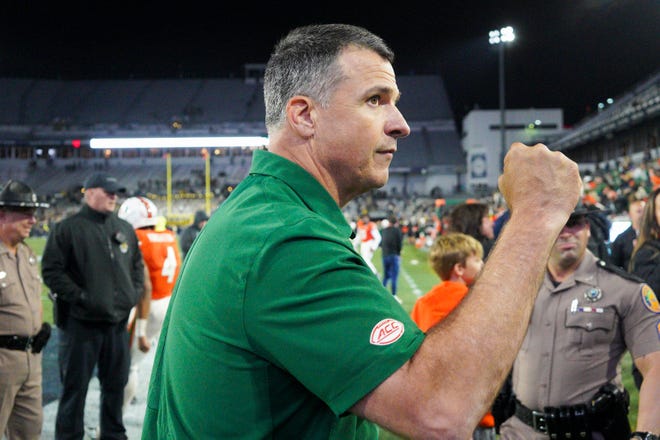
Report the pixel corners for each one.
[641,284,660,313]
[370,319,404,346]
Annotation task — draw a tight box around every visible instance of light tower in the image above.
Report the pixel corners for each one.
[488,26,515,173]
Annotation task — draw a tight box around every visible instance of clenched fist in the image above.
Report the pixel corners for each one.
[498,143,581,231]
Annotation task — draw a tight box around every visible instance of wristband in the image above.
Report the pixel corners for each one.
[135,319,148,338]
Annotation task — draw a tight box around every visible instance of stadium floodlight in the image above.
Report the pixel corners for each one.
[90,136,269,149]
[489,26,515,45]
[488,26,515,173]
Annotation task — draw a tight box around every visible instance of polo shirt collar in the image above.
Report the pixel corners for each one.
[250,150,353,238]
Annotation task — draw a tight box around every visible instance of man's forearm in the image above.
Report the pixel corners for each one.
[354,144,581,439]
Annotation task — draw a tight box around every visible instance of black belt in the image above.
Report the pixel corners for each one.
[0,334,34,351]
[515,401,549,433]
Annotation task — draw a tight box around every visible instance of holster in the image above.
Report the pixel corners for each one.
[492,374,516,432]
[31,322,51,353]
[589,383,631,440]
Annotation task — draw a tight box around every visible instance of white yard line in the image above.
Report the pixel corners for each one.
[401,267,423,297]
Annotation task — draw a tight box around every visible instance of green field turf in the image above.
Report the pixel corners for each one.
[26,236,639,436]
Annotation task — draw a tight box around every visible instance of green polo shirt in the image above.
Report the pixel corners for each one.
[143,150,425,439]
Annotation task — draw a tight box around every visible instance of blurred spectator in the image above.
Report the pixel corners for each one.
[581,200,613,263]
[610,195,645,270]
[448,202,495,259]
[648,162,660,190]
[599,184,624,214]
[380,215,404,303]
[354,214,381,274]
[493,208,510,239]
[180,210,209,259]
[628,186,660,389]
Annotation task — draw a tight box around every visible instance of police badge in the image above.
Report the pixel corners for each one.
[584,287,603,302]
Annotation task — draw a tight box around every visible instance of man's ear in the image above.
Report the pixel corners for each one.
[286,95,315,138]
[453,262,465,277]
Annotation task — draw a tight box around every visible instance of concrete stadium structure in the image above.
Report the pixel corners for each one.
[551,69,660,166]
[0,72,465,200]
[0,67,658,207]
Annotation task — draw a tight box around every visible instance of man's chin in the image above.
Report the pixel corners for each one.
[373,169,390,188]
[357,169,389,195]
[558,252,580,266]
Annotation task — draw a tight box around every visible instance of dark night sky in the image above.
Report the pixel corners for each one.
[1,1,658,127]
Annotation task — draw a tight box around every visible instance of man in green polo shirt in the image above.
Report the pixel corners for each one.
[143,24,582,439]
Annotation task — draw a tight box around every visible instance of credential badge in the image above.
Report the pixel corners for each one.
[584,287,602,302]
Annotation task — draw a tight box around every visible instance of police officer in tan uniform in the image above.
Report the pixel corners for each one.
[500,204,660,440]
[0,180,51,440]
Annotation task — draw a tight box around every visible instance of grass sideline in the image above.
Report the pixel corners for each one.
[26,236,639,436]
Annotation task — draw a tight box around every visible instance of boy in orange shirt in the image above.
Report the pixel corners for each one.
[410,232,495,440]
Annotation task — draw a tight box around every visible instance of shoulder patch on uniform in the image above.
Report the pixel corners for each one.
[641,284,660,313]
[598,259,646,283]
[370,319,404,346]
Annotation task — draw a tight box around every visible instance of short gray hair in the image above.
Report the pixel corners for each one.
[263,24,394,131]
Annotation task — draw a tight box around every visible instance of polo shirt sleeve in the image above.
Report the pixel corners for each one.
[244,219,425,416]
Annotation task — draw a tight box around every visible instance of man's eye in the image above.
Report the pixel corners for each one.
[368,96,381,105]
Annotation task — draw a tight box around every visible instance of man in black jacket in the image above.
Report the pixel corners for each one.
[42,172,144,440]
[611,195,645,270]
[380,215,404,303]
[179,209,209,260]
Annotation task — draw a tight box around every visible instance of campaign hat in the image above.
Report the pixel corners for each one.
[0,180,50,209]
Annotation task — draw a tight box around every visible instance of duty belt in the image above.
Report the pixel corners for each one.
[515,401,548,433]
[515,386,631,440]
[0,334,34,351]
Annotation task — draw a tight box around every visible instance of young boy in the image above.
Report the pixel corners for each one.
[410,232,495,440]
